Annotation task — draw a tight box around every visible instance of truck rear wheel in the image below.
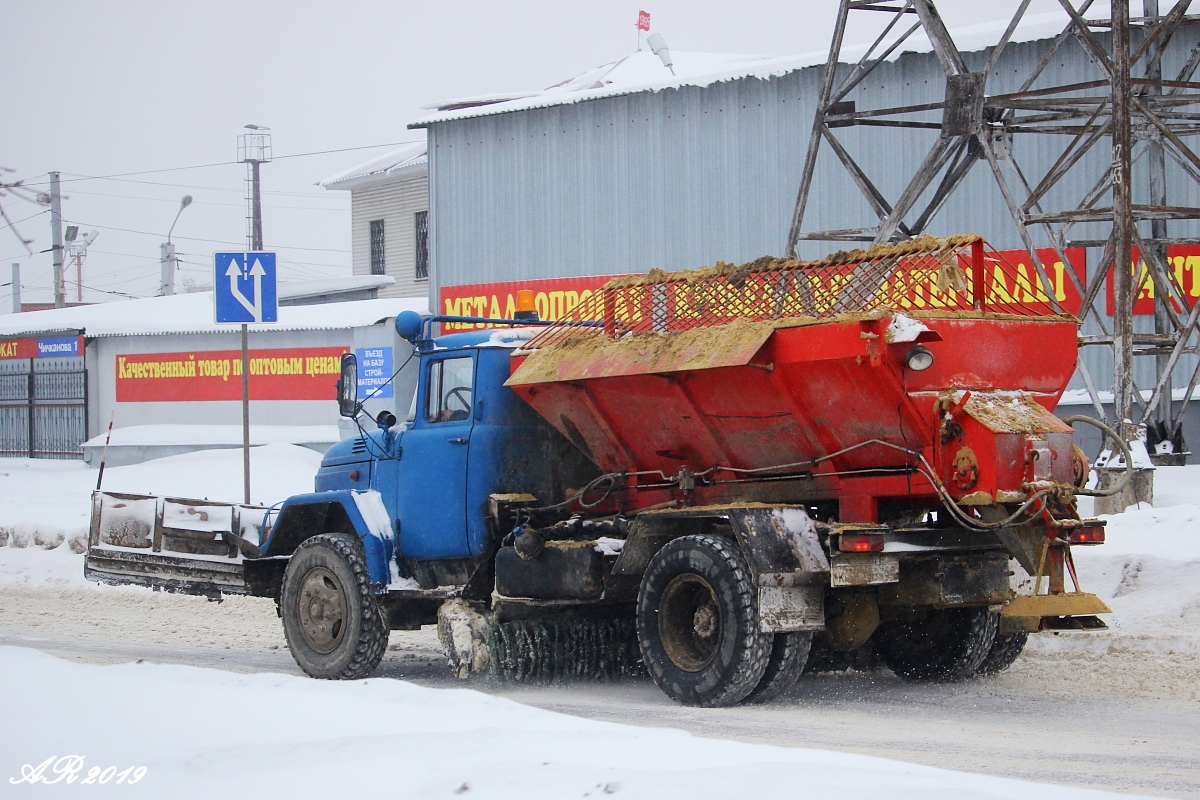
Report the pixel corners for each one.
[877,606,997,682]
[975,626,1028,676]
[637,534,772,707]
[280,533,388,680]
[745,631,813,703]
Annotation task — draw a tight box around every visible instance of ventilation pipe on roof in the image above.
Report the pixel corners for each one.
[647,33,675,76]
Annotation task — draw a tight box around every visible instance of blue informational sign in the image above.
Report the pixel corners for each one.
[214,252,278,323]
[37,336,81,357]
[356,346,393,399]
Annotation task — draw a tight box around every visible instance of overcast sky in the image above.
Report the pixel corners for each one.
[3,0,1076,306]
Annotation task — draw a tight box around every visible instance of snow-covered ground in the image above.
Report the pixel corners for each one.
[0,643,1147,800]
[0,449,1196,797]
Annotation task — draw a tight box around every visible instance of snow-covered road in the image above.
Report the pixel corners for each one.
[1,450,1197,798]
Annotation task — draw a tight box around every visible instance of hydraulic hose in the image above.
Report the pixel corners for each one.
[1063,415,1136,498]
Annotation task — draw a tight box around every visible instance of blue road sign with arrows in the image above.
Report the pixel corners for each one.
[214,252,278,323]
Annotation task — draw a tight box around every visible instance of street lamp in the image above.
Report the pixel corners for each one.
[168,195,193,244]
[160,195,193,295]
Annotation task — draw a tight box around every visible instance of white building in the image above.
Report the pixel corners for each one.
[320,139,430,299]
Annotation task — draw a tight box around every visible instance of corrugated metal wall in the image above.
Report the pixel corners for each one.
[351,174,429,299]
[425,27,1200,394]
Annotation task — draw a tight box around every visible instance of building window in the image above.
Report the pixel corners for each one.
[414,211,429,280]
[369,219,385,275]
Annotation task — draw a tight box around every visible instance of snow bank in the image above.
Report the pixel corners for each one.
[80,423,339,448]
[0,646,1140,799]
[1038,467,1200,655]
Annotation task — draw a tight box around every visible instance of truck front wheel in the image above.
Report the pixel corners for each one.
[280,533,388,680]
[637,534,772,707]
[876,606,997,682]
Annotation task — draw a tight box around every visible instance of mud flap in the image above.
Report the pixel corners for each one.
[757,585,824,632]
[725,507,828,634]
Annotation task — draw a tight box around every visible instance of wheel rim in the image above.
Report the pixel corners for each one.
[659,573,722,672]
[297,566,348,654]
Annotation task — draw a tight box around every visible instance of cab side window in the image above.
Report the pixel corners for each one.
[425,356,474,423]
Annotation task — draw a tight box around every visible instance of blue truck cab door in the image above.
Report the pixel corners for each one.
[394,351,476,559]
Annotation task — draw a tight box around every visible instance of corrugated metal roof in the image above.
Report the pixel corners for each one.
[410,12,1072,128]
[321,139,428,190]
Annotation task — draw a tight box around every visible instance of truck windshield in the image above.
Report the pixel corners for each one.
[425,356,474,423]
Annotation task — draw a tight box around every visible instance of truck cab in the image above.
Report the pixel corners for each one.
[266,322,597,591]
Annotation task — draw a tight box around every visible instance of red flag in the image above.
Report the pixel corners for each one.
[637,10,650,31]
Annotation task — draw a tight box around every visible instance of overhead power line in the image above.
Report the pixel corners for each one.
[72,221,350,253]
[19,139,424,187]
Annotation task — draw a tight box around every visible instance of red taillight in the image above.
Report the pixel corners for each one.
[840,533,885,553]
[1068,526,1105,545]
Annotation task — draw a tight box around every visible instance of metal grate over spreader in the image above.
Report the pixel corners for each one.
[521,235,1069,351]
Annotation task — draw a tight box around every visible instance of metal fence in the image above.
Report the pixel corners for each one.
[0,357,87,459]
[524,235,1058,351]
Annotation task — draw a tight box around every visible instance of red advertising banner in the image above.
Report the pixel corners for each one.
[439,275,624,332]
[1105,245,1200,315]
[0,338,40,359]
[115,347,349,402]
[438,247,1085,332]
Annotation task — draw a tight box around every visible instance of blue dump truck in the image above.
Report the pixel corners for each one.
[85,241,1124,707]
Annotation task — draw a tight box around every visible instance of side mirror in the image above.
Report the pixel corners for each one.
[338,353,358,418]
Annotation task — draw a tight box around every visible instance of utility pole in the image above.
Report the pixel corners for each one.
[159,243,177,296]
[237,126,271,505]
[160,195,192,296]
[49,172,65,308]
[11,264,20,313]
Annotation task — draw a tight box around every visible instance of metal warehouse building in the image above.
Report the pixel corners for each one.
[408,20,1200,405]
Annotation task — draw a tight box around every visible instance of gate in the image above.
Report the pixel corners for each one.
[0,356,87,459]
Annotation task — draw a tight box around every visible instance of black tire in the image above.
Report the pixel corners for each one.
[745,631,813,704]
[974,626,1028,676]
[280,533,388,680]
[877,606,997,682]
[636,534,772,707]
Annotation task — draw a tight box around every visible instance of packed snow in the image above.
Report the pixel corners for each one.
[0,450,1196,797]
[0,644,1148,800]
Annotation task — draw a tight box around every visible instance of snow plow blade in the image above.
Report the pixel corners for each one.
[83,491,267,598]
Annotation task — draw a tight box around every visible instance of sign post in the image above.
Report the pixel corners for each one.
[214,252,278,503]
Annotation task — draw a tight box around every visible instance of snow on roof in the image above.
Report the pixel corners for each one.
[409,12,1073,127]
[0,290,428,339]
[278,274,393,299]
[320,138,428,190]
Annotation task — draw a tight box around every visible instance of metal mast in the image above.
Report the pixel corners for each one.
[238,127,272,251]
[787,0,1200,488]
